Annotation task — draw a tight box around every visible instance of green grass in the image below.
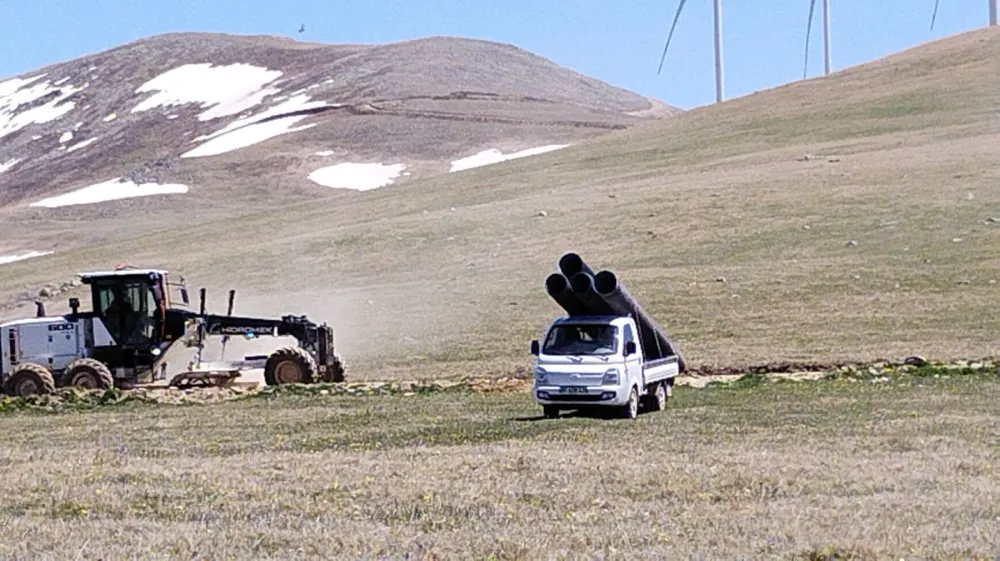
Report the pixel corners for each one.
[0,373,995,559]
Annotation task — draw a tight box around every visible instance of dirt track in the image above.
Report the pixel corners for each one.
[2,357,993,411]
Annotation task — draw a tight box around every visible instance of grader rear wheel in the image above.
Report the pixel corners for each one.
[263,346,317,385]
[62,358,115,390]
[3,363,56,397]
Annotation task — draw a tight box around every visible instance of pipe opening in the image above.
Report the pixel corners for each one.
[545,273,570,295]
[558,252,585,277]
[569,271,595,293]
[594,270,617,295]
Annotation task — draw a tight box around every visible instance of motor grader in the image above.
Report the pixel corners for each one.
[0,266,346,397]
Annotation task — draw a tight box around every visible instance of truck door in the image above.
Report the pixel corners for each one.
[623,323,642,388]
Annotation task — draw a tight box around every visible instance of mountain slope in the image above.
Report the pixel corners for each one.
[0,32,677,249]
[1,28,997,380]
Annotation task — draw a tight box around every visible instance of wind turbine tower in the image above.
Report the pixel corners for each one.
[803,0,832,78]
[931,0,997,29]
[712,0,724,103]
[658,0,726,104]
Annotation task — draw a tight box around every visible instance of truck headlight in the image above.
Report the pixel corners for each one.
[535,367,548,384]
[602,368,620,385]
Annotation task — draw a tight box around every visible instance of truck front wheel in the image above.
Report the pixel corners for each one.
[543,405,560,419]
[620,386,639,420]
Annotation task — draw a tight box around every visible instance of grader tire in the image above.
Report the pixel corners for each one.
[3,363,56,397]
[62,358,115,390]
[322,352,347,383]
[264,346,317,386]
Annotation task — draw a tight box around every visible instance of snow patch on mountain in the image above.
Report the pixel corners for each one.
[0,75,86,140]
[193,94,331,142]
[131,63,284,121]
[308,162,408,191]
[0,159,21,174]
[0,250,53,265]
[29,177,189,208]
[181,115,315,158]
[66,137,98,153]
[449,144,571,172]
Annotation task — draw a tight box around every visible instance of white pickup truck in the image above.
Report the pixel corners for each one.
[530,314,680,420]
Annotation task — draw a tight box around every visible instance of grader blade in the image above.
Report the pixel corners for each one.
[168,369,242,389]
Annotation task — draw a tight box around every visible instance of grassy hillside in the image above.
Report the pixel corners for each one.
[2,28,998,380]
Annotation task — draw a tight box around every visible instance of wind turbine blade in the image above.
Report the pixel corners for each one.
[804,0,817,79]
[658,0,688,75]
[930,0,940,30]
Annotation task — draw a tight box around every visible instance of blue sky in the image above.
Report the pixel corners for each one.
[0,0,993,109]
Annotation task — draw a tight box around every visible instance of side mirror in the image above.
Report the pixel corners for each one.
[180,288,190,306]
[625,341,636,356]
[68,297,80,315]
[530,340,540,356]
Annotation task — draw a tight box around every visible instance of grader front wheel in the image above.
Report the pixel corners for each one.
[322,352,347,383]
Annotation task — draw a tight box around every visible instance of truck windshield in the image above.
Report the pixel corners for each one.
[542,324,618,356]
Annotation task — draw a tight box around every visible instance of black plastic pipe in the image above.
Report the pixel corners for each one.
[558,252,594,278]
[594,269,687,373]
[569,271,615,316]
[545,272,589,316]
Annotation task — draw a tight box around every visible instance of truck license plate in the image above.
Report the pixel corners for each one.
[559,386,588,394]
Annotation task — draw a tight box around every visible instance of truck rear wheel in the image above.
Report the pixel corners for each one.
[3,363,56,397]
[641,381,667,412]
[650,382,667,411]
[264,346,317,385]
[620,386,639,420]
[62,358,115,390]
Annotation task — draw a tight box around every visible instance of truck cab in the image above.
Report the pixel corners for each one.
[530,314,679,420]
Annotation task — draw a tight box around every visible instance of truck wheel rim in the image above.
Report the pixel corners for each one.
[275,361,301,383]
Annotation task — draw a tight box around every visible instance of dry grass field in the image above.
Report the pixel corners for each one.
[0,367,996,559]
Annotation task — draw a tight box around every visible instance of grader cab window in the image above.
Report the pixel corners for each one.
[95,279,158,347]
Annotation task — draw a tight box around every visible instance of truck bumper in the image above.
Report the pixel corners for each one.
[533,384,629,407]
